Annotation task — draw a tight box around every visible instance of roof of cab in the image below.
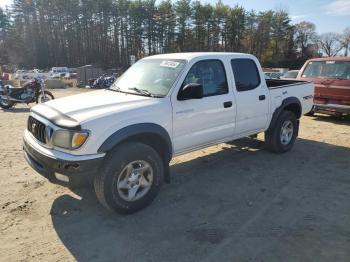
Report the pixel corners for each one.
[306,56,350,62]
[143,52,254,61]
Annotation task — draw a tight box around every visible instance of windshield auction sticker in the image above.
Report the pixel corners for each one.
[160,61,180,68]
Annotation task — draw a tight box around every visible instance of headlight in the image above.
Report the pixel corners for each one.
[52,130,89,149]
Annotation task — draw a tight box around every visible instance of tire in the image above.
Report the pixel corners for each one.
[0,99,14,109]
[36,91,54,104]
[305,110,314,116]
[94,142,164,214]
[265,110,298,153]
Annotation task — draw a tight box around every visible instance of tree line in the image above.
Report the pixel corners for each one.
[0,0,349,71]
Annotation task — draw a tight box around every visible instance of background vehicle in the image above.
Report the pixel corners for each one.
[91,74,117,89]
[14,70,26,79]
[50,67,69,78]
[66,68,77,79]
[264,73,272,80]
[281,70,299,80]
[87,78,97,87]
[264,72,283,79]
[23,53,314,214]
[0,77,54,109]
[14,69,50,81]
[297,57,350,116]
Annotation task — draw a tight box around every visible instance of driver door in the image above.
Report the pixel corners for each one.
[171,59,236,154]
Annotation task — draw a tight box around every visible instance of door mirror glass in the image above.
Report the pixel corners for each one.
[178,83,203,100]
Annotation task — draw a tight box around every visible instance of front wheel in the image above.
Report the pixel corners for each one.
[94,142,164,214]
[305,110,314,116]
[36,91,54,104]
[265,110,298,153]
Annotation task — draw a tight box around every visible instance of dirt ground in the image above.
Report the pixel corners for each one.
[1,88,350,262]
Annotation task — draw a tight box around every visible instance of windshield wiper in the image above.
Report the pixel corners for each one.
[128,87,161,98]
[107,86,124,93]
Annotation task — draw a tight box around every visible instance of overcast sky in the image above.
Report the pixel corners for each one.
[1,0,349,34]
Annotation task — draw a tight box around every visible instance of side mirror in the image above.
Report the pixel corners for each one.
[178,83,203,100]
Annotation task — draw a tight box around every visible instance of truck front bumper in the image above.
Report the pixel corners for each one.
[314,103,350,115]
[23,134,105,188]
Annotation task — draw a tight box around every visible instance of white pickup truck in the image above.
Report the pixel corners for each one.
[23,53,314,213]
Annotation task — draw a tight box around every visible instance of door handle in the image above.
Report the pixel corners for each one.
[259,95,266,101]
[223,101,232,108]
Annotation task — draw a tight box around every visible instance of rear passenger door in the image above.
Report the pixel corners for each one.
[230,58,269,135]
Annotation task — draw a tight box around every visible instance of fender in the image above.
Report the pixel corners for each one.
[98,123,173,183]
[267,97,301,133]
[98,123,173,158]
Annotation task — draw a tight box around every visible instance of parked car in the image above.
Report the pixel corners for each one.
[14,70,26,80]
[264,72,283,79]
[50,67,69,78]
[297,57,350,116]
[264,73,272,80]
[281,70,299,80]
[23,52,314,214]
[65,68,77,79]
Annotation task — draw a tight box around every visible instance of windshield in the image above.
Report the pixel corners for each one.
[110,59,187,97]
[302,61,350,80]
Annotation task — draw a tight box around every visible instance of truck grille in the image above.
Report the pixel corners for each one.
[27,116,47,144]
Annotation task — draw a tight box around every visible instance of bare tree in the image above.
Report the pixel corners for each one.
[317,32,343,57]
[342,27,350,56]
[294,21,316,59]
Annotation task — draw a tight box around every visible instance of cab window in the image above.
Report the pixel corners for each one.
[231,59,261,91]
[181,60,228,97]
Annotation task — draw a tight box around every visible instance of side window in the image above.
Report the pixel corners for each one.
[182,60,228,97]
[231,59,261,92]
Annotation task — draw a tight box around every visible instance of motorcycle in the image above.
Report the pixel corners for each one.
[0,77,54,109]
[91,74,117,89]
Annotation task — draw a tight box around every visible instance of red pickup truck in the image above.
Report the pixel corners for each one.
[297,57,350,116]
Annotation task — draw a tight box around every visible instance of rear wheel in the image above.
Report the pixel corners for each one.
[265,110,298,153]
[36,91,54,103]
[94,142,164,214]
[0,98,14,109]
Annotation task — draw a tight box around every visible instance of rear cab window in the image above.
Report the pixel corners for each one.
[231,59,261,91]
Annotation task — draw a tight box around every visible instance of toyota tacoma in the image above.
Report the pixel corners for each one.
[23,53,314,213]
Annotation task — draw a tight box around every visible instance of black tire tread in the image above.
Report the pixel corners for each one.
[305,110,314,116]
[265,110,298,153]
[94,142,164,214]
[0,100,14,109]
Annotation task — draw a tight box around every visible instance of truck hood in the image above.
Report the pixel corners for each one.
[31,89,162,125]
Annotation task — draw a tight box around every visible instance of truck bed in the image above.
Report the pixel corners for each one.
[267,79,314,116]
[266,79,308,89]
